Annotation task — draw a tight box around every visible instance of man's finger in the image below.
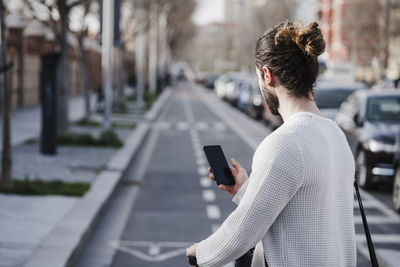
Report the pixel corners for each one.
[218,184,228,191]
[208,167,212,173]
[231,158,241,169]
[209,173,215,180]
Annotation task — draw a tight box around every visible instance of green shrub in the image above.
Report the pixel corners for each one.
[75,118,102,127]
[98,129,123,147]
[0,178,90,197]
[58,130,123,148]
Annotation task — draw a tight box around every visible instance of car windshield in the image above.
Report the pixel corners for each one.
[314,89,356,109]
[367,96,400,122]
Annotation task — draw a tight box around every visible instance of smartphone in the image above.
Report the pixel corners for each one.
[203,145,235,186]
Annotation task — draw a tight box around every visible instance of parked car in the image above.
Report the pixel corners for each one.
[262,102,283,129]
[392,131,400,213]
[335,90,400,189]
[225,76,245,106]
[215,74,234,100]
[203,74,219,89]
[314,81,367,120]
[237,78,252,112]
[247,84,264,120]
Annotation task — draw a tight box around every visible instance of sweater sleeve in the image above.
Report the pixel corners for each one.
[196,133,306,267]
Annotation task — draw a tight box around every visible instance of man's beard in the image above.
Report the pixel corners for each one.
[265,91,280,116]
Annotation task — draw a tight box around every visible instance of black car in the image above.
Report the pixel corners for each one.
[335,90,400,189]
[392,132,400,213]
[314,80,367,120]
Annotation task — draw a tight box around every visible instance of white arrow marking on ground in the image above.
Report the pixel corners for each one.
[109,240,194,262]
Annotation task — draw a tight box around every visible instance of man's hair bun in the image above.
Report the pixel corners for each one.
[274,21,325,58]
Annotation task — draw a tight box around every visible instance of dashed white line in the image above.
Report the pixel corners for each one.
[356,234,400,243]
[203,190,216,202]
[211,224,220,233]
[177,121,189,130]
[196,121,208,130]
[206,205,221,219]
[197,166,209,176]
[196,157,207,166]
[200,177,213,188]
[354,216,399,224]
[213,121,227,131]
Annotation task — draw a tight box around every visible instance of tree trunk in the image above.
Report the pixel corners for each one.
[78,36,91,120]
[56,0,69,135]
[0,0,11,188]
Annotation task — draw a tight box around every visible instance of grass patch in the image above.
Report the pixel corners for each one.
[75,118,102,127]
[0,178,90,196]
[144,91,159,110]
[112,123,136,130]
[58,129,123,148]
[75,118,135,130]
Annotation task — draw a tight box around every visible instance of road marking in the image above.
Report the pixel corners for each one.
[109,240,193,262]
[196,121,208,130]
[196,157,207,166]
[198,166,209,176]
[203,189,216,202]
[354,216,400,224]
[207,205,221,219]
[199,91,259,150]
[211,224,220,233]
[356,234,400,243]
[177,121,189,130]
[155,122,171,130]
[213,121,227,131]
[353,201,377,209]
[200,177,212,188]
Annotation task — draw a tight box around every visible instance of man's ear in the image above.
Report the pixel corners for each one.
[262,66,273,86]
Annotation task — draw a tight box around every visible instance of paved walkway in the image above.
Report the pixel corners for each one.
[0,94,96,148]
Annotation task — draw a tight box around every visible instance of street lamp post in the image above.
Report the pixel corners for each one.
[135,0,145,107]
[101,0,114,130]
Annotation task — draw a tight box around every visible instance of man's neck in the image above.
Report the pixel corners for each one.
[276,87,325,122]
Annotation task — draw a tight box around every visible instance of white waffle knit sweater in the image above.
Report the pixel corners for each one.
[196,112,356,267]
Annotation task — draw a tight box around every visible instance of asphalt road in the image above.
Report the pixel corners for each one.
[74,81,400,267]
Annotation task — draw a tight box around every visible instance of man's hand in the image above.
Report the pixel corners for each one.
[186,243,197,263]
[208,158,248,196]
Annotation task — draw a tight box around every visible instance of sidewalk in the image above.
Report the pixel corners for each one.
[0,89,172,267]
[0,94,96,148]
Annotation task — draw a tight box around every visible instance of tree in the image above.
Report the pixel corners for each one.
[71,0,94,121]
[24,0,91,135]
[0,0,14,187]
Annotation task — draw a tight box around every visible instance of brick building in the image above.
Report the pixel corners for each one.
[315,0,389,82]
[4,12,102,109]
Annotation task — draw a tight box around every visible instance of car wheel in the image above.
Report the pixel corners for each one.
[356,150,373,189]
[393,167,400,213]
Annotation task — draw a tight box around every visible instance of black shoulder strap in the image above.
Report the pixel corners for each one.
[354,180,379,267]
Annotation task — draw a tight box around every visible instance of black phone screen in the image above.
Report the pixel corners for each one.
[203,145,235,186]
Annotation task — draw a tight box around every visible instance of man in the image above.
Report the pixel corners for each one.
[186,21,356,267]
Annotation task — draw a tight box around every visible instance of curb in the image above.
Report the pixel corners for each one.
[23,89,172,267]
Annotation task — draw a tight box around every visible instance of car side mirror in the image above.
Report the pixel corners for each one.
[353,113,364,127]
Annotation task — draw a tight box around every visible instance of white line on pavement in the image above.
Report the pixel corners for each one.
[354,215,400,224]
[213,121,227,131]
[211,224,220,233]
[200,177,212,188]
[196,121,208,130]
[356,234,400,243]
[203,190,216,202]
[198,166,209,176]
[196,157,207,166]
[177,121,189,130]
[206,205,221,219]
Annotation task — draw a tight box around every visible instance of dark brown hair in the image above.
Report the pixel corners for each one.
[255,21,326,98]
